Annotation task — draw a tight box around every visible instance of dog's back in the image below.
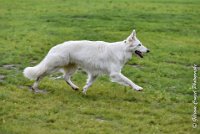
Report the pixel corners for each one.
[46,40,120,74]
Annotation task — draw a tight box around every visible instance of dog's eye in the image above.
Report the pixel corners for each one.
[138,44,141,46]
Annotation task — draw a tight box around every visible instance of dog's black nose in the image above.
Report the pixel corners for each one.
[147,50,150,53]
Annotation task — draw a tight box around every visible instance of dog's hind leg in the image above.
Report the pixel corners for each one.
[63,65,79,91]
[31,66,58,93]
[82,74,97,94]
[31,77,47,93]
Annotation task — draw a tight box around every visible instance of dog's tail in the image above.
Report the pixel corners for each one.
[23,62,46,80]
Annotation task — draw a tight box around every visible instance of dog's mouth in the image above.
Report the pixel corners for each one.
[135,50,143,58]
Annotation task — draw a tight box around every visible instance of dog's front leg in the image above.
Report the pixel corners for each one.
[82,74,97,94]
[110,73,143,91]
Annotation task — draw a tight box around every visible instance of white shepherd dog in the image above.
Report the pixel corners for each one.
[24,30,150,94]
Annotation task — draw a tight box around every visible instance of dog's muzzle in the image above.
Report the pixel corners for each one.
[135,50,143,58]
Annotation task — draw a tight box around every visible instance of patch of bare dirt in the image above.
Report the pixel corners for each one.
[0,75,5,82]
[2,64,17,70]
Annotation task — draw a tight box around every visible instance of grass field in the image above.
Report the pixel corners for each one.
[0,0,200,133]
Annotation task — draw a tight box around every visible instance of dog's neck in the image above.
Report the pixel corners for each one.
[109,41,133,66]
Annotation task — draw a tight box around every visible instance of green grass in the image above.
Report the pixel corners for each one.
[0,0,200,133]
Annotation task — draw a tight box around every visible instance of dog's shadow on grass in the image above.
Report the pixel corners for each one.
[77,90,143,103]
[22,85,144,103]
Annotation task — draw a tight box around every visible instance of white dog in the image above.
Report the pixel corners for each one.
[24,30,150,94]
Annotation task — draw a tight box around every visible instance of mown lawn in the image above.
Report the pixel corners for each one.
[0,0,200,133]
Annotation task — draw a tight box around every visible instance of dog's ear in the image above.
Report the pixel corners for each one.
[132,29,136,36]
[126,29,136,42]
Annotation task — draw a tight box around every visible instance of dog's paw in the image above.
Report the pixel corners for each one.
[82,86,90,95]
[134,86,143,91]
[31,87,47,94]
[82,90,87,95]
[72,87,79,91]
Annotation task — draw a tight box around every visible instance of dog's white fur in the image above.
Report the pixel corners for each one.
[24,30,149,94]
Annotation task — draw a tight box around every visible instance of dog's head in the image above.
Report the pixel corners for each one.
[125,30,150,58]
